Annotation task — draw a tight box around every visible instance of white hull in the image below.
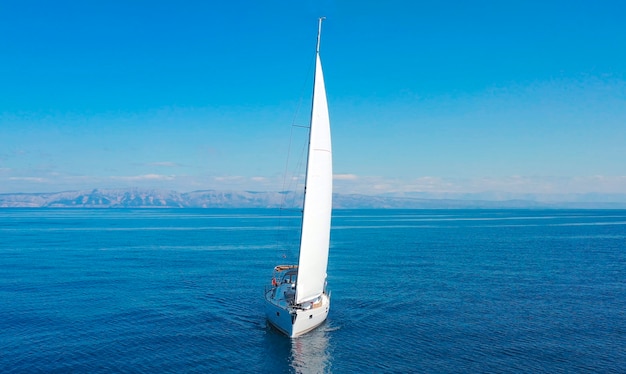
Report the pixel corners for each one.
[265,291,330,338]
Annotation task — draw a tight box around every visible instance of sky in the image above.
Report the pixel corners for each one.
[1,0,625,200]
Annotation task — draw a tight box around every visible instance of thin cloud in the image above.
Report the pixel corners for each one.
[214,176,245,182]
[334,174,358,180]
[111,174,175,181]
[8,177,47,183]
[146,162,182,167]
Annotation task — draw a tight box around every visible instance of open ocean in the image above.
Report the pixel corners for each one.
[1,209,625,373]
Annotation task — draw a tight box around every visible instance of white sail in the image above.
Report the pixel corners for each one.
[295,51,332,304]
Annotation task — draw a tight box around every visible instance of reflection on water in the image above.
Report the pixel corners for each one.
[263,321,332,373]
[290,326,331,374]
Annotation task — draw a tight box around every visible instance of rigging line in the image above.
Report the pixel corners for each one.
[276,50,317,259]
[283,133,308,212]
[279,124,296,209]
[279,51,315,211]
[280,137,308,258]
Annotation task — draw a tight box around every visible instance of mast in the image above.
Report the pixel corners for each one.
[316,17,325,53]
[300,16,325,215]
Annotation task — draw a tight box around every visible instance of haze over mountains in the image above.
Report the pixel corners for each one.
[1,188,625,209]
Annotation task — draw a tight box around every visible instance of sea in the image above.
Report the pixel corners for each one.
[1,209,625,373]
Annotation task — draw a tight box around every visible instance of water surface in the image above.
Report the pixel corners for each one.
[1,209,625,372]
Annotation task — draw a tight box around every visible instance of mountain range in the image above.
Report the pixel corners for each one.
[1,188,625,209]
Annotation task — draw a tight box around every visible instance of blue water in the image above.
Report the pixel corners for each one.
[1,209,625,373]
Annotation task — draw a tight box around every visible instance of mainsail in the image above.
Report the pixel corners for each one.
[295,37,332,304]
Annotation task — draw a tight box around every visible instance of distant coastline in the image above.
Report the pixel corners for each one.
[1,188,626,209]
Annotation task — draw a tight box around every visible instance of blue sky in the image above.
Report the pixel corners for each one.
[1,0,625,199]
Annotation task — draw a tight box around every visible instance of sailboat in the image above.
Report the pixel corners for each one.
[264,17,332,338]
